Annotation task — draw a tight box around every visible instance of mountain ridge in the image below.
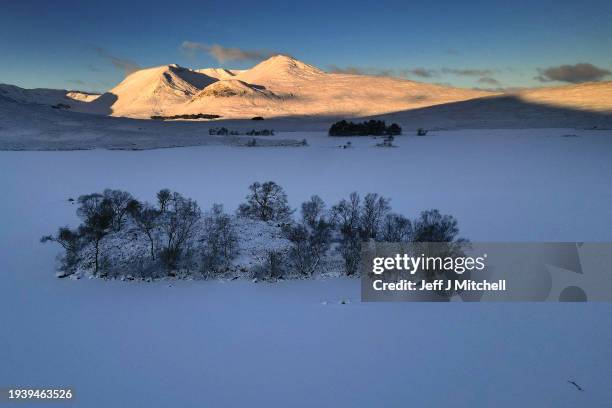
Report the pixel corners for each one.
[2,55,611,120]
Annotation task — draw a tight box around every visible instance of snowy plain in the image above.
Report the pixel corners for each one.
[1,129,612,407]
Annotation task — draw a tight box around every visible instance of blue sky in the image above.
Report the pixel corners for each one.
[1,0,611,92]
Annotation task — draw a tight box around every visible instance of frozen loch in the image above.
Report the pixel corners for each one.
[1,129,612,407]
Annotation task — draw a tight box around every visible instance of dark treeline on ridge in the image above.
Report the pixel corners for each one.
[329,120,402,136]
[151,113,221,120]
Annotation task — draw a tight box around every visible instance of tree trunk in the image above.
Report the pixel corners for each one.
[94,239,99,275]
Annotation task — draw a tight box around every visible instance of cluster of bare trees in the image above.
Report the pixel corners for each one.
[43,182,464,280]
[42,189,138,276]
[42,189,226,278]
[237,183,464,279]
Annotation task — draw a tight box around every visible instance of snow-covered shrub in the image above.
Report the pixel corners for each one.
[200,204,238,278]
[375,135,396,148]
[237,181,293,222]
[246,129,275,136]
[208,127,230,136]
[252,249,288,280]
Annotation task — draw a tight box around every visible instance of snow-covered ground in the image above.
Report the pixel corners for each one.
[1,130,612,407]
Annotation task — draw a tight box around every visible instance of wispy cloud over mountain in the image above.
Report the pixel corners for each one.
[94,47,140,76]
[402,68,438,78]
[441,67,495,77]
[477,77,501,86]
[181,41,276,63]
[327,65,500,81]
[327,65,394,77]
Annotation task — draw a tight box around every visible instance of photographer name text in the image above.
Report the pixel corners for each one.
[372,279,506,292]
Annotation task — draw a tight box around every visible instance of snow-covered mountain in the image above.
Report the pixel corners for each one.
[195,68,246,80]
[0,83,100,107]
[2,55,612,120]
[96,55,496,118]
[0,55,491,119]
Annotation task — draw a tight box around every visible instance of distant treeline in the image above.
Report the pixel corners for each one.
[209,127,275,136]
[329,120,402,136]
[151,113,222,120]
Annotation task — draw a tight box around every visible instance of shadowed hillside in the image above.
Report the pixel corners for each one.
[369,95,612,130]
[1,90,611,151]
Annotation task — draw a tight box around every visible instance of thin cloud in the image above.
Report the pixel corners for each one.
[181,41,275,63]
[327,65,364,75]
[400,67,497,79]
[94,47,140,76]
[67,79,86,86]
[325,64,504,85]
[535,63,611,83]
[441,67,495,76]
[472,85,531,93]
[402,68,438,78]
[327,65,394,77]
[477,77,501,86]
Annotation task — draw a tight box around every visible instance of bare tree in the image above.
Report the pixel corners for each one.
[41,227,83,275]
[381,213,412,242]
[360,193,390,240]
[284,195,332,276]
[157,189,171,213]
[412,209,462,242]
[287,224,332,276]
[331,192,363,276]
[301,195,326,228]
[339,226,361,276]
[129,201,161,260]
[200,204,238,277]
[331,192,360,230]
[158,192,201,270]
[102,189,134,231]
[237,181,292,222]
[76,193,114,275]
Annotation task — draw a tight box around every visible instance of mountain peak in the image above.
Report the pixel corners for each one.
[258,54,322,72]
[236,54,323,84]
[264,54,298,63]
